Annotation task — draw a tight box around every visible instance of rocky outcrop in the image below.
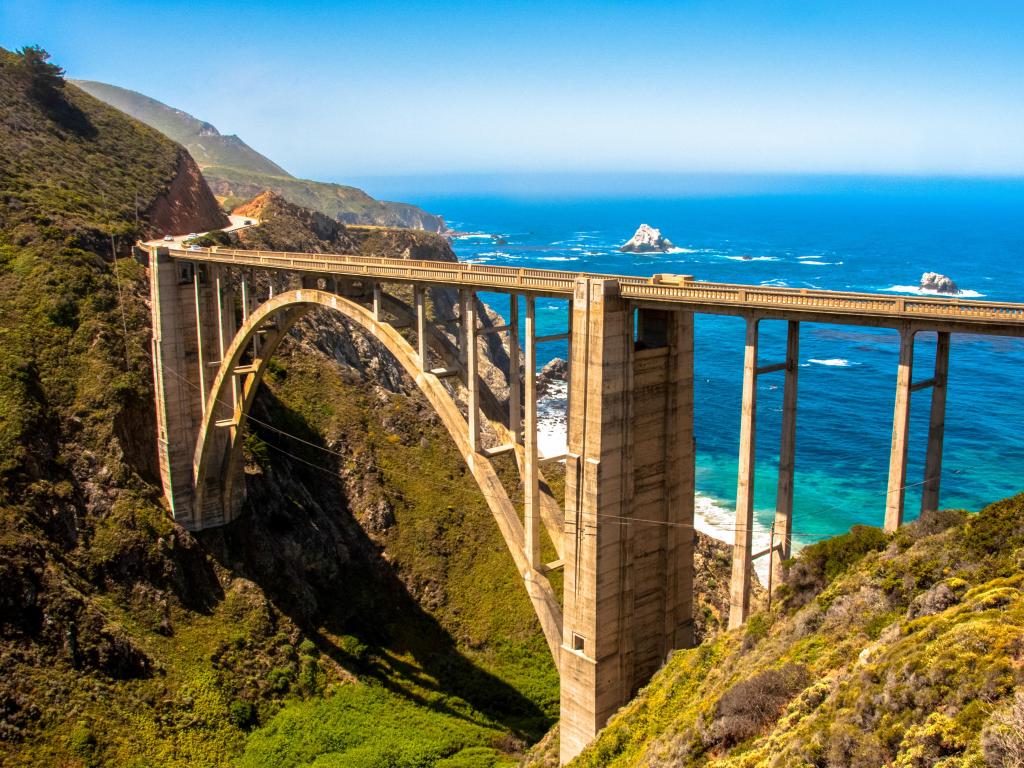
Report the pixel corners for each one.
[143,147,228,237]
[920,271,960,295]
[537,358,568,397]
[620,223,675,253]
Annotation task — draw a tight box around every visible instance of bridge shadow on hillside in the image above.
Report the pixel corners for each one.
[199,388,552,742]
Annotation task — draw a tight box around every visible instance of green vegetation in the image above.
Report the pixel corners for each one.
[0,46,549,766]
[239,685,515,768]
[563,499,1024,767]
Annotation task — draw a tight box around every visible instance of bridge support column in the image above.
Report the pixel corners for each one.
[771,321,799,593]
[523,296,540,567]
[729,316,760,629]
[561,282,695,764]
[372,282,383,322]
[921,332,950,513]
[463,290,480,452]
[415,285,427,368]
[509,295,522,443]
[886,327,915,531]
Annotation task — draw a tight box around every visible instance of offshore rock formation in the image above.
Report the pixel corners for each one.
[920,271,960,295]
[620,223,675,253]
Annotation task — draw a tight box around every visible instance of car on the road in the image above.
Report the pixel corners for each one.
[243,220,252,226]
[188,245,202,252]
[163,235,174,241]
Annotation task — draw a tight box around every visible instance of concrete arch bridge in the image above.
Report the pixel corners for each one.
[142,244,1024,764]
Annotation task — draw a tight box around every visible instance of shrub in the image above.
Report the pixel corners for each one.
[783,525,890,610]
[982,691,1024,768]
[711,663,810,747]
[228,700,257,729]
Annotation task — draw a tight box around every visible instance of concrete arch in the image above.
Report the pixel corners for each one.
[192,288,563,658]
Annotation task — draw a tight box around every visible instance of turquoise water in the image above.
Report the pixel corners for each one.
[355,175,1024,546]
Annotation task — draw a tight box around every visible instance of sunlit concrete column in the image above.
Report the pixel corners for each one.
[193,264,207,416]
[560,277,631,765]
[921,331,951,513]
[415,285,427,368]
[771,321,800,591]
[885,326,915,531]
[509,294,522,443]
[524,296,539,567]
[729,315,759,630]
[458,291,468,369]
[372,282,383,323]
[463,290,480,452]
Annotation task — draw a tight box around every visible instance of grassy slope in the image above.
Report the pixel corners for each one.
[569,501,1024,768]
[0,49,552,767]
[71,79,291,177]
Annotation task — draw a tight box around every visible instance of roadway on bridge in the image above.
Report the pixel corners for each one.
[144,213,258,249]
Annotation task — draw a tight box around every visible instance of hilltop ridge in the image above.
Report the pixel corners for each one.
[71,79,291,177]
[71,79,447,232]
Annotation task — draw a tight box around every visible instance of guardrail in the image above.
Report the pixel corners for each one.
[157,245,1024,329]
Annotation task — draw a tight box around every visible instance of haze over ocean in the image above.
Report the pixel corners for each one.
[350,174,1024,557]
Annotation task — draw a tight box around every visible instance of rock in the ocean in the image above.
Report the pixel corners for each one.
[620,224,675,253]
[920,272,960,295]
[537,357,569,397]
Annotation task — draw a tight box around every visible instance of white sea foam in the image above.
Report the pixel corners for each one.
[535,384,774,585]
[724,255,779,262]
[799,260,831,266]
[455,234,496,240]
[666,247,698,254]
[809,358,854,367]
[881,285,986,298]
[539,256,579,262]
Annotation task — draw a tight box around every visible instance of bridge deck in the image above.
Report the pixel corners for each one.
[167,246,1024,336]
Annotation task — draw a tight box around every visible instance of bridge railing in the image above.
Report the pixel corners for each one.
[160,246,1024,328]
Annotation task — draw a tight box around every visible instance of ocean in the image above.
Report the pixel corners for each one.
[349,174,1024,562]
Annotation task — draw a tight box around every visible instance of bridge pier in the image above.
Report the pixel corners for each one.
[771,321,800,593]
[523,296,541,568]
[729,318,801,627]
[921,332,950,513]
[886,329,951,529]
[561,279,695,764]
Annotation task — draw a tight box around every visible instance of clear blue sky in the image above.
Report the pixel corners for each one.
[4,0,1023,179]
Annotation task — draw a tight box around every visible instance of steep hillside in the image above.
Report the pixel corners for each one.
[0,46,547,767]
[562,501,1024,768]
[72,79,447,232]
[71,79,291,177]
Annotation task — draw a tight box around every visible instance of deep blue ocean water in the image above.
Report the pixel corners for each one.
[351,175,1024,549]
